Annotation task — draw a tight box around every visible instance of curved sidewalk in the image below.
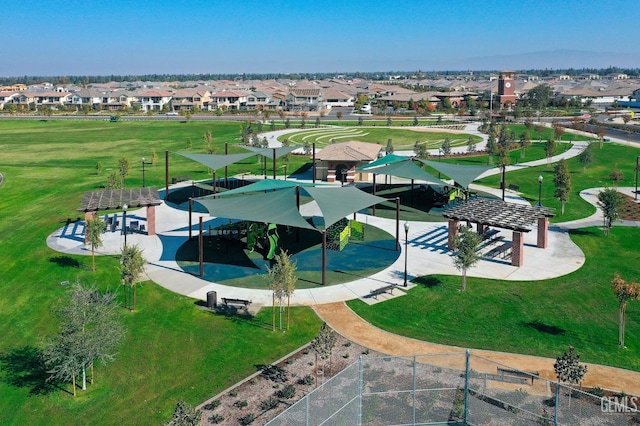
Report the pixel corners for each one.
[314,302,640,395]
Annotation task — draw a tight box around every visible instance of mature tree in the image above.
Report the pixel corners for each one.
[578,142,594,172]
[554,346,588,407]
[303,141,312,155]
[120,245,145,311]
[597,188,621,236]
[166,400,202,426]
[467,135,476,153]
[43,283,124,396]
[486,133,498,165]
[622,113,632,125]
[414,142,428,159]
[266,251,297,331]
[310,322,337,385]
[452,225,483,292]
[553,123,565,141]
[611,273,640,348]
[553,159,571,215]
[525,84,554,110]
[535,124,546,142]
[84,216,105,272]
[118,157,130,188]
[385,138,394,154]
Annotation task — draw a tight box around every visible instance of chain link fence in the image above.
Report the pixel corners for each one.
[265,351,639,426]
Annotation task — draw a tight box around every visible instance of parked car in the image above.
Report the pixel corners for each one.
[166,111,179,116]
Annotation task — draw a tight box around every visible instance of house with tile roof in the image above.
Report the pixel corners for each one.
[208,91,248,111]
[322,89,354,108]
[285,88,323,112]
[0,91,19,110]
[170,88,211,111]
[315,141,382,183]
[138,90,173,112]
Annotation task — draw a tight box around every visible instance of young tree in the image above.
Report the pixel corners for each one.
[84,216,105,272]
[385,138,394,154]
[467,135,476,153]
[166,400,202,426]
[544,139,556,162]
[553,123,565,141]
[336,111,343,121]
[118,157,130,188]
[554,346,588,407]
[414,142,428,159]
[386,117,392,127]
[486,133,497,165]
[43,283,124,396]
[120,245,145,311]
[441,138,452,156]
[519,131,531,158]
[413,116,419,126]
[310,322,337,385]
[358,116,363,126]
[452,225,483,292]
[611,273,640,348]
[266,251,297,331]
[578,143,594,172]
[597,188,621,236]
[610,164,624,187]
[96,161,103,175]
[553,159,571,215]
[107,171,121,189]
[315,116,321,128]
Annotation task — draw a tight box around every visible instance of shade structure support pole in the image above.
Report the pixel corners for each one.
[224,143,228,188]
[322,231,326,286]
[395,197,400,251]
[188,198,193,240]
[372,174,377,216]
[296,186,300,243]
[272,148,276,180]
[199,216,204,277]
[312,143,316,184]
[164,150,169,200]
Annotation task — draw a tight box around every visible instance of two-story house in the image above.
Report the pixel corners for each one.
[208,91,247,111]
[137,90,173,112]
[170,89,211,111]
[285,88,323,112]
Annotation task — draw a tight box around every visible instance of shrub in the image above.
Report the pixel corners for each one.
[297,375,314,386]
[233,400,248,409]
[238,413,255,425]
[259,397,279,411]
[260,364,289,383]
[590,387,605,398]
[277,384,296,399]
[203,400,221,410]
[208,414,224,424]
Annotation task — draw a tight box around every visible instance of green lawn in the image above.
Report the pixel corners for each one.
[348,226,640,372]
[281,127,481,151]
[0,120,322,425]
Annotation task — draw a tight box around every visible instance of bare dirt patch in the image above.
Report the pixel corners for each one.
[619,193,640,221]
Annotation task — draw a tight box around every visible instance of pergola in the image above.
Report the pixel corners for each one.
[442,197,555,266]
[78,187,163,236]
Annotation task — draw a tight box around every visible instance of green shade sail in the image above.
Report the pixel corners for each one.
[366,159,448,186]
[418,160,494,189]
[175,152,255,171]
[239,145,300,158]
[303,186,388,230]
[356,153,408,171]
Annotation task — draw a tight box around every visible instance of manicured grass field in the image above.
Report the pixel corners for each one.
[0,120,322,424]
[348,226,640,372]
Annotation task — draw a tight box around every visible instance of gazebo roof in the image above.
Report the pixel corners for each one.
[442,198,554,232]
[78,188,162,212]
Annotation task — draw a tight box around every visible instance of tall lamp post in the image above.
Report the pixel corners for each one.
[141,157,152,188]
[122,204,128,247]
[635,156,639,201]
[537,175,543,207]
[403,222,410,287]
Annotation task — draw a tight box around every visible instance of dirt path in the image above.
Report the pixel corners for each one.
[314,302,640,396]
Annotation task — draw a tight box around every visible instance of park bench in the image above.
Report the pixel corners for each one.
[369,284,396,299]
[171,175,190,184]
[221,297,252,308]
[486,241,512,259]
[482,229,500,241]
[497,367,539,385]
[508,184,520,192]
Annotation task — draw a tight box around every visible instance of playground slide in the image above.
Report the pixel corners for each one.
[266,223,279,260]
[246,223,259,252]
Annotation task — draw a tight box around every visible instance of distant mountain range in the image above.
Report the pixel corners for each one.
[461,49,637,71]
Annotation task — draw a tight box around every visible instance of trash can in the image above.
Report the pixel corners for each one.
[206,291,217,310]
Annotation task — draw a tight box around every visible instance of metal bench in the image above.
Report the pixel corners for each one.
[497,367,539,385]
[369,284,396,299]
[221,297,252,307]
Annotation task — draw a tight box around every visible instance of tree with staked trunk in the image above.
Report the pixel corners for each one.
[554,346,587,408]
[266,251,297,331]
[166,400,202,426]
[578,142,594,172]
[452,225,483,292]
[553,159,571,215]
[118,157,130,188]
[84,216,105,271]
[120,245,145,311]
[310,322,337,386]
[42,283,124,396]
[611,273,640,348]
[597,187,621,236]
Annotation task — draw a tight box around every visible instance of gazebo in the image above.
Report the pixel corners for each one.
[442,197,555,266]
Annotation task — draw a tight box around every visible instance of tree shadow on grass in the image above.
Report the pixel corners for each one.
[49,255,82,268]
[413,276,443,288]
[194,301,272,331]
[523,320,566,336]
[0,346,63,396]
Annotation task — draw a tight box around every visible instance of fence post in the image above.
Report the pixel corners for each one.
[554,382,560,426]
[357,356,363,426]
[306,390,310,426]
[412,355,417,425]
[464,349,470,424]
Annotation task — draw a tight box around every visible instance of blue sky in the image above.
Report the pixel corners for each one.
[2,0,638,76]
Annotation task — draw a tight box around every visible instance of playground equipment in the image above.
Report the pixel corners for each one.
[266,223,279,260]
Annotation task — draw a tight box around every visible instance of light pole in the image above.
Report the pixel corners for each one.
[537,175,543,207]
[635,156,639,201]
[141,157,152,187]
[122,204,128,247]
[403,222,410,287]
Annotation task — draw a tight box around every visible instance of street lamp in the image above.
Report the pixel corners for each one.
[537,175,543,207]
[403,222,410,287]
[141,157,152,188]
[122,204,128,247]
[635,156,639,201]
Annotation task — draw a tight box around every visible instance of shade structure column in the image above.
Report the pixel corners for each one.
[395,197,400,251]
[164,150,169,200]
[146,205,156,236]
[322,231,326,286]
[512,231,524,267]
[477,223,486,235]
[84,211,96,244]
[199,216,204,277]
[448,219,460,250]
[537,217,549,249]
